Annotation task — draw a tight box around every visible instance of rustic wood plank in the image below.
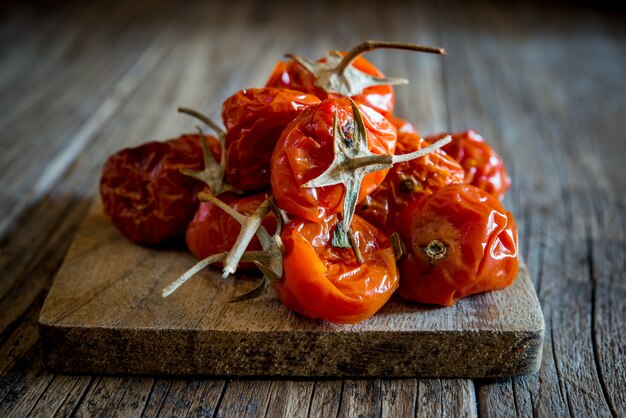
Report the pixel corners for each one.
[264,380,315,417]
[72,376,143,417]
[0,0,255,346]
[338,379,382,417]
[35,0,540,380]
[177,379,226,417]
[137,379,172,417]
[0,0,624,416]
[0,354,54,418]
[38,202,542,378]
[380,379,417,418]
[0,196,92,340]
[307,380,343,417]
[149,379,221,418]
[587,133,626,418]
[416,379,477,418]
[27,374,92,418]
[216,380,272,417]
[435,0,625,416]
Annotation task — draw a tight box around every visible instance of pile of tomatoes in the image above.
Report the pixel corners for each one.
[100,41,519,324]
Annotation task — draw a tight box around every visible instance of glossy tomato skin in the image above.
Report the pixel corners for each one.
[387,116,419,135]
[427,130,511,200]
[222,87,320,191]
[276,214,398,324]
[357,132,465,234]
[397,183,518,306]
[185,193,276,268]
[100,135,221,245]
[271,97,396,223]
[266,55,395,117]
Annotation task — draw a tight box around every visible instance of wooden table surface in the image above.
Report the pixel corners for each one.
[1,0,624,416]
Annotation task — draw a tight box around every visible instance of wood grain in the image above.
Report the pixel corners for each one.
[38,201,543,378]
[0,0,624,415]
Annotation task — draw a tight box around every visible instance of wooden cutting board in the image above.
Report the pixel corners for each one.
[39,202,544,378]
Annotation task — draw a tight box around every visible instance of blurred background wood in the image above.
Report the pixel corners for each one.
[0,0,624,416]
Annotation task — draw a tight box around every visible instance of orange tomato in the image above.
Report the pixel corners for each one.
[266,54,396,117]
[222,87,320,191]
[100,134,220,244]
[270,97,396,222]
[397,183,518,306]
[428,130,511,199]
[276,214,398,324]
[185,193,276,269]
[357,131,465,233]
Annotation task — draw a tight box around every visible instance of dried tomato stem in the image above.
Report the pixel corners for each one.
[421,239,448,266]
[347,228,364,265]
[178,107,226,139]
[179,127,230,195]
[222,197,273,278]
[391,135,452,164]
[198,191,273,248]
[178,106,227,169]
[198,191,245,224]
[163,195,283,300]
[336,41,447,75]
[162,252,228,297]
[351,154,393,170]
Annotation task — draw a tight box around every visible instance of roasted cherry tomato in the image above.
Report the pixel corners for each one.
[222,87,320,191]
[357,132,464,233]
[100,134,220,244]
[426,130,511,199]
[185,192,276,269]
[271,97,396,223]
[276,214,398,324]
[387,116,419,135]
[266,53,396,117]
[396,183,518,306]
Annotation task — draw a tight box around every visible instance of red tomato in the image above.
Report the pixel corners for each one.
[427,130,511,199]
[222,87,320,191]
[276,214,398,324]
[266,54,396,117]
[387,116,419,135]
[270,97,396,222]
[100,134,220,244]
[396,183,518,306]
[185,193,276,269]
[357,132,465,233]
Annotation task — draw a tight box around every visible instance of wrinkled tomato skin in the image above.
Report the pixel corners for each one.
[397,184,518,306]
[357,132,465,233]
[100,135,221,245]
[276,214,398,324]
[387,116,419,135]
[266,55,395,118]
[427,130,511,200]
[185,193,276,269]
[222,87,320,191]
[271,97,396,223]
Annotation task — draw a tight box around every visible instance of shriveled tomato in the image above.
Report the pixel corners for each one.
[396,183,518,306]
[100,134,220,244]
[266,53,396,117]
[271,97,396,223]
[276,214,398,324]
[266,41,445,118]
[357,132,464,233]
[222,87,320,191]
[185,193,276,269]
[387,116,419,135]
[427,130,511,199]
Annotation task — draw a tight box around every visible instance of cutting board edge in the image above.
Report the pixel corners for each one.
[38,321,544,378]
